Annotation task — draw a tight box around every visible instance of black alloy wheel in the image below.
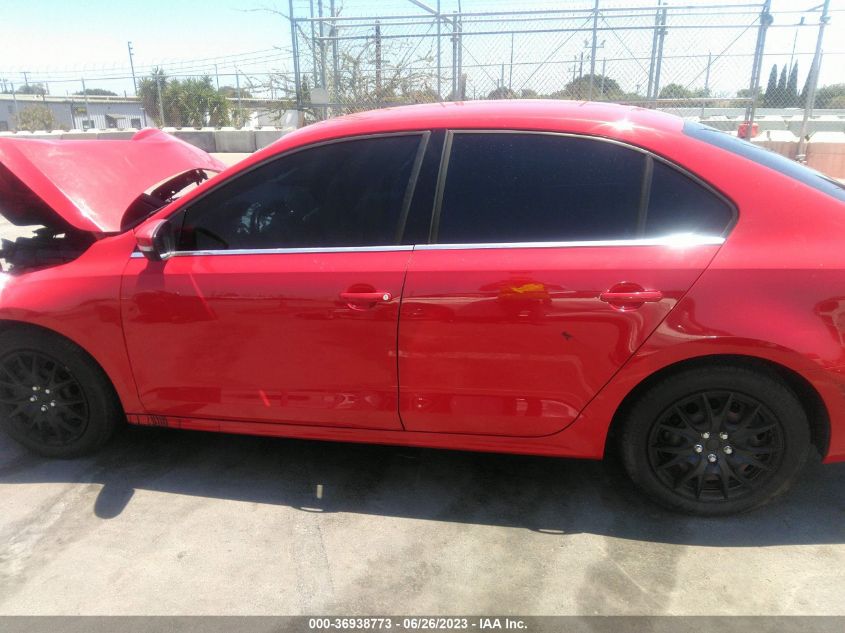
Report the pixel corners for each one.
[620,365,811,515]
[0,327,121,458]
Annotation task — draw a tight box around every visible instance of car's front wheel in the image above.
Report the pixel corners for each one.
[620,364,811,515]
[0,327,121,458]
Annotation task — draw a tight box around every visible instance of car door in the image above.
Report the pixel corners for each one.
[121,132,428,429]
[398,131,735,436]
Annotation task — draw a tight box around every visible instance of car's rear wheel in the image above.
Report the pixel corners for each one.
[620,365,810,515]
[0,327,121,458]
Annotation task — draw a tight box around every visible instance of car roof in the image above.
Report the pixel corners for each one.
[258,100,685,159]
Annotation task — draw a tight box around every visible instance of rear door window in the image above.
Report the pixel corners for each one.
[436,133,644,243]
[435,131,734,245]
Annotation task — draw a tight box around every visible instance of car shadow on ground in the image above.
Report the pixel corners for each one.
[1,425,843,547]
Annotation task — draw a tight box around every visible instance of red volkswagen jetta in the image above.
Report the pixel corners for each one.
[1,101,844,515]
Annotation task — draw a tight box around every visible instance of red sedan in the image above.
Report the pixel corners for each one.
[1,101,843,515]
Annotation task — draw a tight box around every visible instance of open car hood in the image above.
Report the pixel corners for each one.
[0,129,226,234]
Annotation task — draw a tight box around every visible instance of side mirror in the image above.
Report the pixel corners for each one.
[135,219,176,262]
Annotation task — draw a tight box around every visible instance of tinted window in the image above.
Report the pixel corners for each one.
[436,133,645,243]
[179,135,421,251]
[645,160,734,237]
[684,121,845,203]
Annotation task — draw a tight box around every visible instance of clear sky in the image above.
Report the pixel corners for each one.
[0,0,842,98]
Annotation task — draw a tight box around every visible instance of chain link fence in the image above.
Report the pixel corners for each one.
[290,2,771,121]
[0,1,840,135]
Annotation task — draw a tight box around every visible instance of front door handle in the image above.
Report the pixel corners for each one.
[600,290,663,303]
[340,291,392,303]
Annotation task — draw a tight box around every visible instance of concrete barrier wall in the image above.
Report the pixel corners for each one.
[3,126,845,178]
[0,127,291,152]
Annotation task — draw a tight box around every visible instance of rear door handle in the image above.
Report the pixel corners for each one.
[600,290,663,303]
[340,291,392,302]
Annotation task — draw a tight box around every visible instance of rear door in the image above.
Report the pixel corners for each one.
[399,131,734,436]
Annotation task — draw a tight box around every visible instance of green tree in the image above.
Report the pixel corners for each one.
[814,83,845,109]
[74,88,117,96]
[764,64,778,106]
[218,85,253,99]
[786,63,799,107]
[15,105,58,131]
[137,68,169,126]
[16,83,46,95]
[487,86,517,100]
[771,64,788,107]
[658,83,693,99]
[166,77,230,127]
[548,74,622,101]
[138,70,230,127]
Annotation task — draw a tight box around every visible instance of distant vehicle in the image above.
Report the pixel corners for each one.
[1,101,844,515]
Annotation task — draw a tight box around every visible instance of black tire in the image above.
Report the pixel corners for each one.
[619,365,810,516]
[0,327,122,458]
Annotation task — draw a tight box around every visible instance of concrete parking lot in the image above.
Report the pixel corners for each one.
[0,426,844,615]
[1,184,844,616]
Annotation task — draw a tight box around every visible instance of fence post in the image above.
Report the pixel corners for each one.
[457,13,463,99]
[375,21,382,100]
[156,76,165,127]
[646,1,661,100]
[235,70,243,126]
[436,0,442,101]
[743,0,772,140]
[289,0,303,110]
[11,83,18,129]
[330,0,339,113]
[452,12,459,98]
[797,0,831,163]
[81,78,91,129]
[588,0,599,100]
[701,51,712,117]
[508,32,514,92]
[652,5,668,104]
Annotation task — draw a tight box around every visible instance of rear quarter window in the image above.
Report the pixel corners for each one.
[683,121,845,203]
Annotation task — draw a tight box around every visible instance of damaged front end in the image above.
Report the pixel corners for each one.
[0,129,226,273]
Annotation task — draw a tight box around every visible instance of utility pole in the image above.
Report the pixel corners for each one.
[701,51,712,117]
[588,0,599,100]
[797,0,831,162]
[214,63,220,90]
[127,42,138,95]
[22,71,29,89]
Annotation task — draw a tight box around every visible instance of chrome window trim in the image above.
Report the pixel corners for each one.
[416,235,725,251]
[130,235,723,258]
[131,245,415,258]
